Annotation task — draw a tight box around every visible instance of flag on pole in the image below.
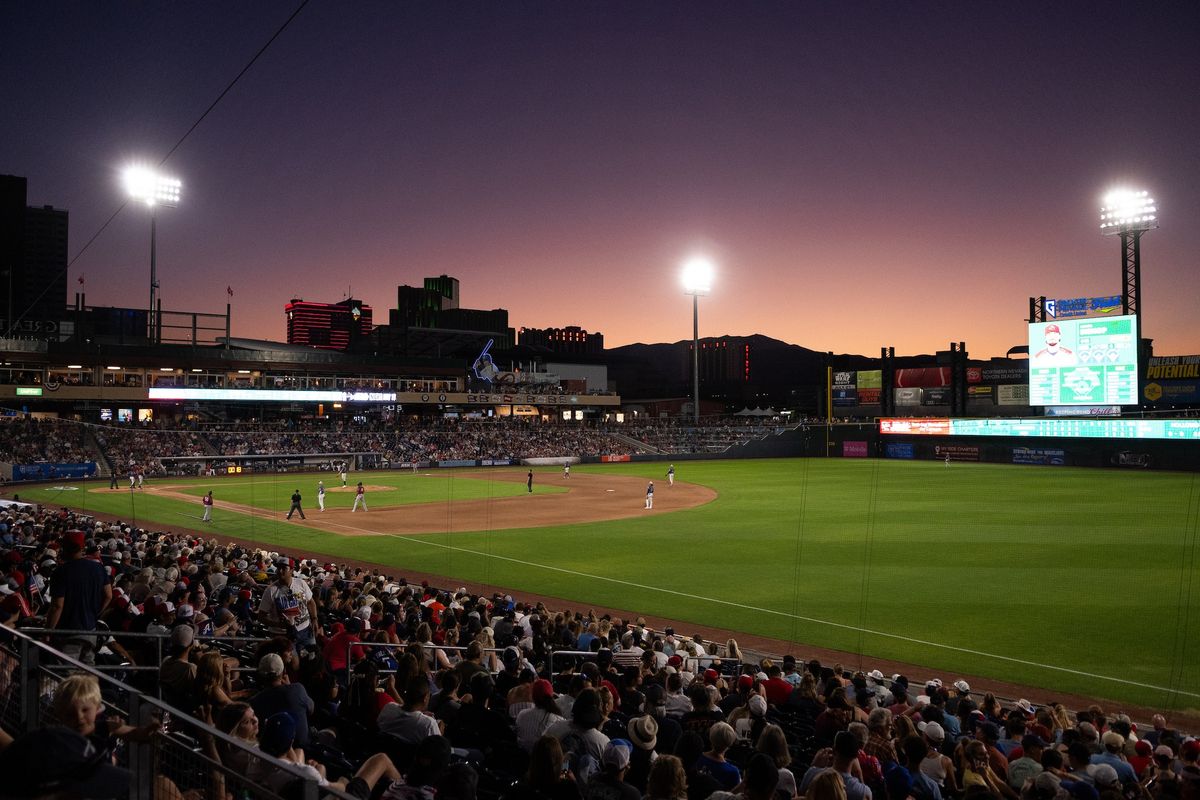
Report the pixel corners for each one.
[77,274,85,286]
[227,286,234,297]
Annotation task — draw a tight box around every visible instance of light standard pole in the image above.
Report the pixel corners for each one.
[123,166,181,343]
[682,256,715,424]
[1099,188,1157,407]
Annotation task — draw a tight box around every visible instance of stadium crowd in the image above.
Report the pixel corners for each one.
[1,416,797,479]
[1,501,1197,800]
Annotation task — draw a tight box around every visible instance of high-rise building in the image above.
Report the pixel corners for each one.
[519,325,605,355]
[384,276,513,353]
[285,298,372,350]
[0,174,68,337]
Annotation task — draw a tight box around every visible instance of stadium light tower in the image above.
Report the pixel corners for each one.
[681,256,715,424]
[123,166,182,343]
[1099,188,1156,321]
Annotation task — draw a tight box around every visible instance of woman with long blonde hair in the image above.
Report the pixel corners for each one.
[645,754,688,800]
[194,650,236,711]
[475,626,500,672]
[805,769,847,800]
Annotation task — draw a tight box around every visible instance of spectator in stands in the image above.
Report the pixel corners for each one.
[582,738,639,800]
[376,734,455,799]
[803,769,848,800]
[0,726,130,799]
[1009,735,1046,791]
[1091,731,1138,784]
[257,560,320,650]
[756,723,799,798]
[215,702,261,773]
[250,652,315,749]
[159,624,199,705]
[518,678,567,751]
[741,752,782,800]
[547,687,610,764]
[448,672,516,755]
[680,683,724,737]
[249,710,401,795]
[693,721,741,790]
[625,713,659,792]
[801,731,874,800]
[194,649,239,711]
[502,735,581,800]
[644,754,687,800]
[45,530,112,664]
[961,739,1015,799]
[916,722,957,795]
[378,675,443,742]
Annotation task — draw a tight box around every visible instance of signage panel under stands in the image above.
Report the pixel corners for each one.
[148,388,619,406]
[879,417,1200,441]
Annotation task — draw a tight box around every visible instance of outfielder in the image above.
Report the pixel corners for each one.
[667,465,675,486]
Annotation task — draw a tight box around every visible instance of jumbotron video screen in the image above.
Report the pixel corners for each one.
[1028,314,1138,406]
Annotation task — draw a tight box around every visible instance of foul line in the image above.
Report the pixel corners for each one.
[312,518,1200,699]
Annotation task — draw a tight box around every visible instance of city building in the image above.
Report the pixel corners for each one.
[0,174,68,338]
[285,298,372,350]
[519,325,604,355]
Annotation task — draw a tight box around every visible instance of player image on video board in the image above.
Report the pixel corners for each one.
[1028,315,1138,406]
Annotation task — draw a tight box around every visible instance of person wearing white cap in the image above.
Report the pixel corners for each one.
[917,721,958,794]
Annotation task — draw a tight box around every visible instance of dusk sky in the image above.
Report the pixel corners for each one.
[4,2,1198,360]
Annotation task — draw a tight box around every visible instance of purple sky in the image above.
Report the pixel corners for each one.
[4,2,1198,360]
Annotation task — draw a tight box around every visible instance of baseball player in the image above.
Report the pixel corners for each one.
[201,491,214,523]
[645,481,655,509]
[667,465,675,486]
[109,471,118,490]
[340,463,348,488]
[352,482,368,512]
[136,469,144,490]
[527,470,533,493]
[563,463,571,479]
[317,480,326,512]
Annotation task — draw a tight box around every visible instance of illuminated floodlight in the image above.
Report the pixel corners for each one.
[681,256,715,295]
[1099,189,1157,235]
[123,166,182,207]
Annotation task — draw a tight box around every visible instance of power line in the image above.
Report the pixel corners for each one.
[5,0,311,337]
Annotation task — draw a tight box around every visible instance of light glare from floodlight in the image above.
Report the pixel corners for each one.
[123,165,182,207]
[1099,188,1157,234]
[682,256,715,294]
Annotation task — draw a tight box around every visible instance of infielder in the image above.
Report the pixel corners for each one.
[645,481,655,509]
[201,491,214,523]
[340,463,348,488]
[667,465,675,486]
[563,463,571,479]
[352,482,368,512]
[317,480,326,511]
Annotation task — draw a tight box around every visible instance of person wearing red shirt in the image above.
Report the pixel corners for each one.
[762,664,793,707]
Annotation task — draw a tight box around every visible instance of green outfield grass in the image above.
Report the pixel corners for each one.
[21,459,1200,710]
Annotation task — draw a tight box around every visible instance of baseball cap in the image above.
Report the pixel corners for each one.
[1087,764,1120,788]
[748,694,767,716]
[1046,324,1062,334]
[0,726,130,798]
[603,739,632,770]
[921,721,945,742]
[1181,740,1200,759]
[170,624,195,649]
[953,680,971,693]
[1155,745,1174,758]
[259,712,297,757]
[737,674,754,691]
[258,652,285,677]
[1022,734,1047,750]
[532,678,555,704]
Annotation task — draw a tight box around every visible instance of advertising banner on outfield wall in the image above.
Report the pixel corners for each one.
[895,387,922,406]
[857,371,882,389]
[894,367,951,388]
[1144,381,1200,404]
[833,371,857,406]
[843,441,868,457]
[921,387,951,405]
[600,454,631,462]
[933,444,979,462]
[997,384,1029,405]
[1012,447,1065,465]
[885,442,915,459]
[967,385,994,404]
[1145,356,1200,381]
[969,365,1029,384]
[857,388,881,405]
